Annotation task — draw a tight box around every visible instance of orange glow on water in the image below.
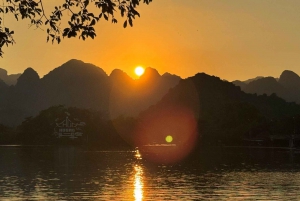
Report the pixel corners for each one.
[135,149,142,160]
[134,165,143,201]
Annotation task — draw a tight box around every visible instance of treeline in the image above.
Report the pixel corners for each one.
[0,103,300,149]
[0,105,135,150]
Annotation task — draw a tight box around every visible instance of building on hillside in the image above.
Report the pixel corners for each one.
[54,116,85,139]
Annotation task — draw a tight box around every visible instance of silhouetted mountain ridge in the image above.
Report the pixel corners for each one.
[0,59,181,126]
[16,68,40,87]
[136,73,300,150]
[0,68,21,85]
[233,70,300,103]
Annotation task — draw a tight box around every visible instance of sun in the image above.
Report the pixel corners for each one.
[135,66,145,76]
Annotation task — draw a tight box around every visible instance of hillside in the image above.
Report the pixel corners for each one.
[0,59,180,126]
[233,70,300,103]
[133,73,300,162]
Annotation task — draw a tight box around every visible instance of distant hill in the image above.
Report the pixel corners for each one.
[132,73,300,163]
[0,68,21,85]
[244,76,264,84]
[232,70,300,103]
[109,67,181,118]
[0,59,181,126]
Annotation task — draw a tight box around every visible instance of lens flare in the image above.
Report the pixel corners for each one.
[165,135,173,143]
[134,105,198,164]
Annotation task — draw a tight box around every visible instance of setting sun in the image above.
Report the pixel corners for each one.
[135,66,145,76]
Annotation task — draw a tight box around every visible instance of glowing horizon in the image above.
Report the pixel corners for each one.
[0,1,300,82]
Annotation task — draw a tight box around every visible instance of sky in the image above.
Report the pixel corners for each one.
[0,0,300,81]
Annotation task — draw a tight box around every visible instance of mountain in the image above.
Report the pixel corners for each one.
[109,69,136,118]
[0,59,181,126]
[232,76,264,90]
[232,70,300,103]
[40,59,110,111]
[278,70,300,89]
[0,68,21,85]
[134,73,300,163]
[16,68,40,88]
[109,67,181,118]
[244,76,264,84]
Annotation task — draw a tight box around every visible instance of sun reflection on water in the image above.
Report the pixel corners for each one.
[134,164,143,201]
[135,148,142,160]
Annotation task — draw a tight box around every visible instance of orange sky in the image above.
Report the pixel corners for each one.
[0,0,300,81]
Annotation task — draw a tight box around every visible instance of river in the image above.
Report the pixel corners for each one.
[1,146,300,200]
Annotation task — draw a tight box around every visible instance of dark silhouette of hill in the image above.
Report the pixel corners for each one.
[0,79,8,108]
[13,68,40,107]
[17,68,40,86]
[109,69,135,118]
[279,70,300,88]
[0,68,41,126]
[109,67,181,118]
[0,68,21,85]
[133,73,300,162]
[0,59,181,126]
[232,76,264,90]
[233,70,300,103]
[40,59,110,111]
[244,76,264,84]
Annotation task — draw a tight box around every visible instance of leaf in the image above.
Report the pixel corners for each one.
[84,0,89,7]
[123,20,127,28]
[90,32,95,39]
[104,14,108,21]
[87,13,94,17]
[90,19,96,26]
[112,18,117,24]
[62,28,69,37]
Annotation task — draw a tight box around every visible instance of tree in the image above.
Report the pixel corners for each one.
[0,0,153,57]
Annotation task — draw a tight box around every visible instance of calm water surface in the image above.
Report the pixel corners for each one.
[1,146,300,200]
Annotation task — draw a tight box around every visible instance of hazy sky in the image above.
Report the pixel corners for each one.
[0,0,300,81]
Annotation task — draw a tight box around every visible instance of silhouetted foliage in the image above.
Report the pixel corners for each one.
[0,124,15,144]
[0,0,153,56]
[16,105,132,149]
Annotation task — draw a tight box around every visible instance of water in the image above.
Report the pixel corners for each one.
[1,146,300,200]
